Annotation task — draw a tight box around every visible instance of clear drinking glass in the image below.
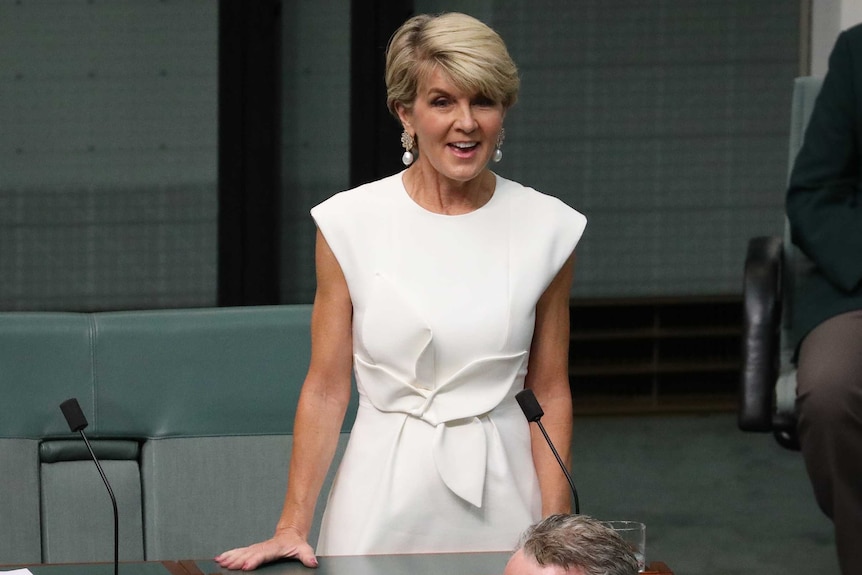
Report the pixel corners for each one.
[603,520,646,572]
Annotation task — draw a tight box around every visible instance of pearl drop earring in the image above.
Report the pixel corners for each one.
[401,130,416,166]
[493,128,505,163]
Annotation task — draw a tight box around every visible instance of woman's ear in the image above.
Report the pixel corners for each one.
[395,102,413,132]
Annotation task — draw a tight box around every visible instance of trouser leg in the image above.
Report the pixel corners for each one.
[796,310,862,575]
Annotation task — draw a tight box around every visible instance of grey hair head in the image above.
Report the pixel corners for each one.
[518,514,639,575]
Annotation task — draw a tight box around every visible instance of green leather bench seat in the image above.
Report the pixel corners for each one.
[141,434,350,559]
[0,439,41,563]
[39,440,145,562]
[0,305,353,565]
[0,313,95,565]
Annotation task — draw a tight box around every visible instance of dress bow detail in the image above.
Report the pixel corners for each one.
[354,343,527,508]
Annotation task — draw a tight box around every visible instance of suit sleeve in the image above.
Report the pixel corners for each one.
[787,29,862,293]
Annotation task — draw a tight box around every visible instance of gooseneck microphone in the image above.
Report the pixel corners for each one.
[60,398,119,575]
[515,389,580,514]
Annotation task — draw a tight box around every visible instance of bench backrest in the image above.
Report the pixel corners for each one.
[0,305,354,563]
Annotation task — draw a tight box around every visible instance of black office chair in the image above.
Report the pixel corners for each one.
[739,76,823,451]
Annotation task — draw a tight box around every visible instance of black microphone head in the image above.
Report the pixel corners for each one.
[515,389,544,422]
[60,398,89,432]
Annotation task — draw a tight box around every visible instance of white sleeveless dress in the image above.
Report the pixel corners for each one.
[310,171,586,555]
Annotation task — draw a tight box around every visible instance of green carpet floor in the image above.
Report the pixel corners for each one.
[570,413,838,574]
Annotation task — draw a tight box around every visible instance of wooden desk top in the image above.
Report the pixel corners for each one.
[9,556,673,575]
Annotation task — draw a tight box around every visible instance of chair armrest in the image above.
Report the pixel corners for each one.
[739,236,783,431]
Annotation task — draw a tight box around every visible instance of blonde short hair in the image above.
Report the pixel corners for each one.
[385,12,520,119]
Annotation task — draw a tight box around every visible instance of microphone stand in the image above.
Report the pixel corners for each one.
[77,429,119,575]
[516,389,581,514]
[61,398,119,575]
[532,417,580,514]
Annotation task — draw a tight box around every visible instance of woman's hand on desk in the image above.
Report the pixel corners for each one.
[215,527,318,570]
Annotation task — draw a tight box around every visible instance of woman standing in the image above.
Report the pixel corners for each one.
[217,12,586,569]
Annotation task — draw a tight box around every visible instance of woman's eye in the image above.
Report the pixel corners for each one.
[473,97,495,107]
[432,98,449,107]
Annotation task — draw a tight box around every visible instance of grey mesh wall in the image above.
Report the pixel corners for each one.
[279,1,351,303]
[0,0,218,311]
[2,2,802,309]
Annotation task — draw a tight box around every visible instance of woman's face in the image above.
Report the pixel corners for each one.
[397,67,505,184]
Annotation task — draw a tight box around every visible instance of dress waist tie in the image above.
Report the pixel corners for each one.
[354,350,528,508]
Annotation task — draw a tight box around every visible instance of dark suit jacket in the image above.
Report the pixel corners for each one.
[786,23,862,350]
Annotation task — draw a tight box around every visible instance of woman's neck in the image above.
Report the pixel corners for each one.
[402,165,495,215]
